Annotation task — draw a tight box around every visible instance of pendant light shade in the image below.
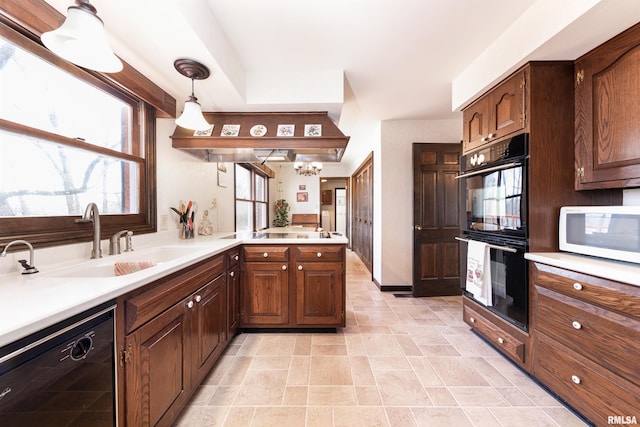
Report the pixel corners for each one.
[174,59,211,131]
[41,0,123,73]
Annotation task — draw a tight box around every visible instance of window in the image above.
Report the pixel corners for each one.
[235,164,269,232]
[0,14,156,248]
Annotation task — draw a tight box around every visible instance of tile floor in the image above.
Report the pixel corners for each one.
[175,250,588,427]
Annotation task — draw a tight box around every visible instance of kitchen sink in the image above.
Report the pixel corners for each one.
[44,245,207,278]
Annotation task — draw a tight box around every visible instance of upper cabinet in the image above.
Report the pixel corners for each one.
[462,68,527,153]
[575,22,640,190]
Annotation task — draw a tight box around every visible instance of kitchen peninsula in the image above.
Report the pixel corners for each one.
[0,230,347,426]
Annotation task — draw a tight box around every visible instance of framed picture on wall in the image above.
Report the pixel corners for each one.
[321,189,332,205]
[297,192,308,202]
[217,162,229,187]
[299,185,306,190]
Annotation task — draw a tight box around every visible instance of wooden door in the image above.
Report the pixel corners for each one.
[352,153,373,274]
[191,274,226,385]
[124,300,190,427]
[242,262,289,325]
[295,262,344,325]
[412,143,461,297]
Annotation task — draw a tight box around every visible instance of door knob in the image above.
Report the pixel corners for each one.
[414,225,422,231]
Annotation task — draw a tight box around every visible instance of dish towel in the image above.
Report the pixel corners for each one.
[465,240,492,306]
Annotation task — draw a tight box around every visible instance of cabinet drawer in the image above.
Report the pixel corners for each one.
[227,247,240,268]
[536,286,640,386]
[243,245,289,262]
[532,262,640,318]
[534,333,640,426]
[463,299,526,365]
[295,245,344,262]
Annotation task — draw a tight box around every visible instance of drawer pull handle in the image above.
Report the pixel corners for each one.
[469,317,475,323]
[187,300,194,309]
[195,295,202,303]
[317,252,322,258]
[573,282,583,291]
[572,321,582,330]
[497,337,504,344]
[571,375,581,385]
[263,252,269,258]
[234,255,239,261]
[298,265,303,271]
[229,271,235,277]
[282,265,287,270]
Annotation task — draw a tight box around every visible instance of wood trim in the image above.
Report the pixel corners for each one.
[0,0,176,118]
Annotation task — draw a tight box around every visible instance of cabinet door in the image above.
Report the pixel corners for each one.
[227,264,240,336]
[242,262,289,325]
[462,96,489,153]
[295,262,344,326]
[487,69,526,141]
[191,273,226,385]
[575,23,640,190]
[124,300,190,427]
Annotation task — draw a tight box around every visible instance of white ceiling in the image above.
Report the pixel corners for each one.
[43,0,640,122]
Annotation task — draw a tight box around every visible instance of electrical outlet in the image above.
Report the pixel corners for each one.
[159,214,168,230]
[212,198,217,209]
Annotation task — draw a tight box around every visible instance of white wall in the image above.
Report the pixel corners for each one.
[624,188,640,206]
[156,118,235,234]
[379,119,462,287]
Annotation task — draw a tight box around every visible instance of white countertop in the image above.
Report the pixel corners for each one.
[0,230,348,348]
[525,252,640,287]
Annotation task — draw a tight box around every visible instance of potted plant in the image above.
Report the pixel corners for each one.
[273,199,290,227]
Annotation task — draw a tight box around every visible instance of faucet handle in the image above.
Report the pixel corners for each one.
[124,231,134,252]
[18,259,38,275]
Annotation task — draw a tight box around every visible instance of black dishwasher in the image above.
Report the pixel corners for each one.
[0,301,116,426]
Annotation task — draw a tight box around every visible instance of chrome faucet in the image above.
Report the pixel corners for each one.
[75,202,102,259]
[1,240,39,274]
[109,230,133,255]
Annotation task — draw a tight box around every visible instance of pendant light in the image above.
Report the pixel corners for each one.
[41,0,123,73]
[294,162,323,176]
[174,58,211,131]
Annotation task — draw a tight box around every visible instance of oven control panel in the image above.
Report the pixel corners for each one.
[464,133,527,171]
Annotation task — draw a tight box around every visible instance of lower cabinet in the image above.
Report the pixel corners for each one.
[118,254,228,427]
[463,296,530,371]
[531,262,640,425]
[241,244,346,328]
[227,248,241,337]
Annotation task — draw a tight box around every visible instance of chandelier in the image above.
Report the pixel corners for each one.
[294,162,322,176]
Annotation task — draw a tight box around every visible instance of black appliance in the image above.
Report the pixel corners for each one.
[0,301,116,426]
[457,134,529,331]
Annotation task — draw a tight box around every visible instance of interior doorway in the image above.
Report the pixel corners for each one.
[319,177,349,240]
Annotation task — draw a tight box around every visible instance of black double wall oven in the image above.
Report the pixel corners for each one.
[457,134,529,331]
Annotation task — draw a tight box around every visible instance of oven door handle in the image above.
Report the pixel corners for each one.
[455,236,518,253]
[455,161,522,179]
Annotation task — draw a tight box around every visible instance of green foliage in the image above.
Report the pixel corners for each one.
[273,198,290,227]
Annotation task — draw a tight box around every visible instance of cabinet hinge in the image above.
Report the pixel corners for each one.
[576,69,584,85]
[120,344,132,367]
[576,167,585,180]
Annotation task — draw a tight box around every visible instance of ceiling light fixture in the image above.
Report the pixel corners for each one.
[294,162,323,176]
[174,58,211,131]
[41,0,123,73]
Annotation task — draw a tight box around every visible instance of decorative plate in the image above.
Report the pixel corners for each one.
[277,124,295,136]
[221,124,240,136]
[250,124,267,137]
[304,124,322,136]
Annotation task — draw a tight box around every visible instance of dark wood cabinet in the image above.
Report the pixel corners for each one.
[462,68,526,153]
[352,154,373,274]
[118,254,228,427]
[241,244,346,328]
[294,245,345,326]
[226,248,241,337]
[531,262,640,425]
[575,22,640,190]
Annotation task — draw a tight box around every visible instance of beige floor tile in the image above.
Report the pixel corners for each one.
[249,355,291,370]
[307,385,357,405]
[424,387,458,406]
[373,369,431,406]
[427,357,490,387]
[311,344,348,355]
[223,407,254,427]
[255,335,296,356]
[407,357,445,387]
[250,407,306,427]
[541,407,589,426]
[412,407,473,426]
[349,356,376,385]
[448,386,510,407]
[233,370,288,405]
[174,405,230,427]
[489,407,559,427]
[462,407,501,427]
[286,355,310,385]
[283,386,308,405]
[362,334,405,356]
[495,386,536,406]
[209,386,238,406]
[309,356,353,385]
[385,407,418,427]
[355,386,382,405]
[293,335,312,355]
[334,406,389,427]
[306,406,333,427]
[368,355,411,370]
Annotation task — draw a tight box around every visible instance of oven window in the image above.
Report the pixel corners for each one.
[466,165,525,235]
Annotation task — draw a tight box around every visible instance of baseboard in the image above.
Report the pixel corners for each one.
[374,278,412,292]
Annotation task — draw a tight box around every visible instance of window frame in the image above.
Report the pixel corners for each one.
[0,10,157,249]
[234,164,270,232]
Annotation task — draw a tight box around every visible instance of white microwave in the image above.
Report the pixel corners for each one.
[559,206,640,264]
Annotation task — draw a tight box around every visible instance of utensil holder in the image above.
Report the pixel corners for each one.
[180,223,194,239]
